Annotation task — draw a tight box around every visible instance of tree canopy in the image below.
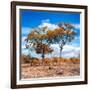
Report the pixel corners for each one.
[26,22,76,58]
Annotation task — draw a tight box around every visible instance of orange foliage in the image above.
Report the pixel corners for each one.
[35,42,53,54]
[21,54,80,65]
[43,58,51,65]
[30,58,42,66]
[21,55,30,64]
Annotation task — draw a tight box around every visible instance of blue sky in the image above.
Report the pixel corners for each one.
[20,9,80,58]
[21,10,80,28]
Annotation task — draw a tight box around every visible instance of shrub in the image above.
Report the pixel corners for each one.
[21,55,30,64]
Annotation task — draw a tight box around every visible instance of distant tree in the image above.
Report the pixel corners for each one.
[47,23,76,57]
[56,23,76,57]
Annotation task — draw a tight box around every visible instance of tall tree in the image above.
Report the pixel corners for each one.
[47,23,76,57]
[56,23,76,57]
[35,42,53,58]
[26,26,53,59]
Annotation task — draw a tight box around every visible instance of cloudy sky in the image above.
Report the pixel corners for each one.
[20,9,80,58]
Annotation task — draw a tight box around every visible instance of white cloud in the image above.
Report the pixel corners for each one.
[63,45,80,52]
[50,44,80,58]
[22,44,26,49]
[22,36,27,43]
[22,27,31,35]
[38,19,59,30]
[22,49,28,55]
[73,24,80,29]
[41,19,50,23]
[38,21,80,31]
[22,43,80,58]
[62,45,80,58]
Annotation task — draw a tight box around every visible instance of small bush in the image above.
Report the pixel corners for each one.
[21,55,30,64]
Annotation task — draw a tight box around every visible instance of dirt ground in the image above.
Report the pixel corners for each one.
[21,62,80,79]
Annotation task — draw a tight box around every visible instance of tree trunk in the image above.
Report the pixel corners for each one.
[42,48,45,59]
[59,46,63,58]
[42,53,45,59]
[60,49,62,58]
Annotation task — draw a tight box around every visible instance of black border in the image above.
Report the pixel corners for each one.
[11,1,88,89]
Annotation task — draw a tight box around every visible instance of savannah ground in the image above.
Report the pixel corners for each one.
[21,56,80,79]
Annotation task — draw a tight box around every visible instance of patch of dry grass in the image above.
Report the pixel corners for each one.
[21,56,80,79]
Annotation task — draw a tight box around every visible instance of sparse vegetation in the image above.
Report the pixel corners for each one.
[25,23,76,58]
[21,55,80,78]
[21,22,79,79]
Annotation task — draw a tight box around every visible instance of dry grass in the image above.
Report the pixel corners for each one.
[21,56,80,79]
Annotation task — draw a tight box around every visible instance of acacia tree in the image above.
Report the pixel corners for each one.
[26,26,53,59]
[47,23,76,57]
[57,23,76,57]
[35,42,53,58]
